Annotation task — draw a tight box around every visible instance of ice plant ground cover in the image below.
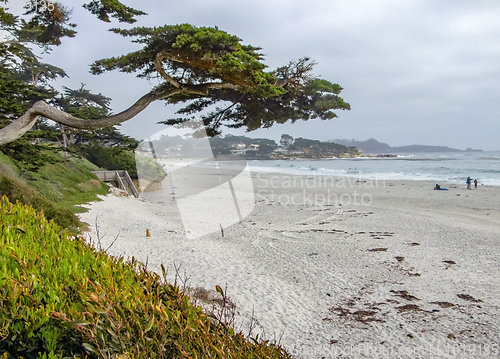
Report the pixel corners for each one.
[0,196,290,358]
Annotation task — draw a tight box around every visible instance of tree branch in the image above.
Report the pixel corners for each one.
[177,83,237,97]
[195,82,240,92]
[0,40,18,45]
[154,52,240,95]
[0,86,182,145]
[154,53,181,88]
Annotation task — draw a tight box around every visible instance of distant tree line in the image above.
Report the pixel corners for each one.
[148,133,359,159]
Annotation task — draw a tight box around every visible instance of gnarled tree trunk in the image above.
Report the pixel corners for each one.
[0,85,181,146]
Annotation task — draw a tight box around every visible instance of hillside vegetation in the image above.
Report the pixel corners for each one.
[149,133,359,159]
[332,138,466,153]
[0,197,290,358]
[0,151,108,232]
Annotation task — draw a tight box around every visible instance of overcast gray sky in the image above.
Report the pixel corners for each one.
[44,0,500,150]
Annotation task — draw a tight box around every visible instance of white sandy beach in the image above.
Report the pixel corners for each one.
[80,172,500,358]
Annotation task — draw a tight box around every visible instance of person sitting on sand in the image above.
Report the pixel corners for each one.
[474,179,478,189]
[434,184,441,190]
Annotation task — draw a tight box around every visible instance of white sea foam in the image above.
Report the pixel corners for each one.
[248,151,500,186]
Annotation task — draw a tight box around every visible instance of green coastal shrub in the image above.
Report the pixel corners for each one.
[0,197,290,358]
[0,151,108,232]
[135,153,166,183]
[0,175,81,231]
[82,146,165,182]
[81,146,136,178]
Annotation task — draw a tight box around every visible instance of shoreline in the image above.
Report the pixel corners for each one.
[80,172,500,358]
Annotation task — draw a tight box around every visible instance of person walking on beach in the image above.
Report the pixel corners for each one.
[474,179,478,189]
[466,176,471,189]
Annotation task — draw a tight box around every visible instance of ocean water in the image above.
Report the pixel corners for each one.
[248,151,500,186]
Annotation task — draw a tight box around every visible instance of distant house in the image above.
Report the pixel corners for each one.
[230,148,247,155]
[287,150,305,155]
[230,143,247,155]
[248,144,259,151]
[232,143,246,149]
[273,146,287,153]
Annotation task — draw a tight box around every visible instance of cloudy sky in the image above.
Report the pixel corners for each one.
[42,0,500,150]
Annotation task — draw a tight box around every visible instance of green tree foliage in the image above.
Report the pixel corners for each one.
[0,64,43,124]
[19,1,76,46]
[0,61,62,172]
[290,137,354,154]
[280,134,294,149]
[56,84,137,148]
[91,26,350,136]
[83,0,146,23]
[0,0,351,173]
[55,85,143,177]
[1,1,76,49]
[0,1,146,204]
[0,2,77,169]
[91,24,283,95]
[1,1,349,145]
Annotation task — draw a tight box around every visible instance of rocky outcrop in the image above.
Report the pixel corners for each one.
[107,183,128,197]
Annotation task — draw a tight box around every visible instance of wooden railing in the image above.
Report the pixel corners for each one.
[91,170,140,198]
[115,171,127,192]
[123,170,139,198]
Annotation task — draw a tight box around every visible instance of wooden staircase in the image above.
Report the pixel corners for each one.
[91,170,140,198]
